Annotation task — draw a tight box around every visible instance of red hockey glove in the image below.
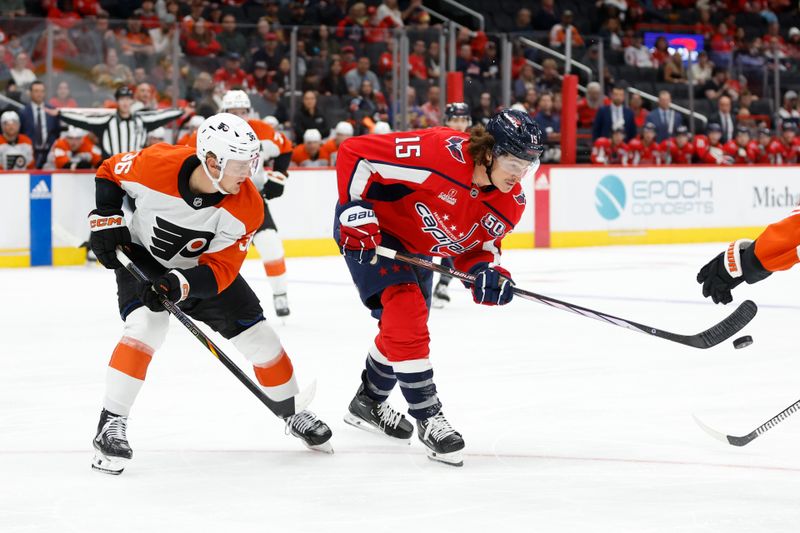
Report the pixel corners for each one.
[88,209,131,270]
[468,262,514,306]
[337,201,381,264]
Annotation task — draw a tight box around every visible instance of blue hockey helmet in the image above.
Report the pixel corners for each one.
[444,102,471,122]
[486,108,544,162]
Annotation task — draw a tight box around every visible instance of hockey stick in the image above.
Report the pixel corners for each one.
[115,247,314,418]
[375,246,757,349]
[693,399,800,447]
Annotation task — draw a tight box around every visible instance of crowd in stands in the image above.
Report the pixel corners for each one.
[0,1,799,167]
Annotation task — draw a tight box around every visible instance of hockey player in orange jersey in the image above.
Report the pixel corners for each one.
[89,113,331,475]
[49,126,102,169]
[697,207,800,304]
[0,110,35,169]
[185,91,294,318]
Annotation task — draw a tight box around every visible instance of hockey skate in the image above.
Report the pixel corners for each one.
[344,378,414,442]
[431,281,450,309]
[92,409,132,475]
[285,410,333,453]
[273,293,290,318]
[417,411,464,467]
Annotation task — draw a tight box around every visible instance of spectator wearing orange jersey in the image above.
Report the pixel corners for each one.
[549,11,584,48]
[49,126,102,170]
[0,111,35,170]
[291,129,328,168]
[320,121,353,166]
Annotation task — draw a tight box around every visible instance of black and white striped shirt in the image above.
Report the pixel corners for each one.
[59,108,183,160]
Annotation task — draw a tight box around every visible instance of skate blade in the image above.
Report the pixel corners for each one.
[304,440,334,454]
[343,413,412,444]
[424,448,464,467]
[91,451,128,475]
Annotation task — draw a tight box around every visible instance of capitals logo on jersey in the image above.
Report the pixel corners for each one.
[445,136,466,164]
[150,216,215,261]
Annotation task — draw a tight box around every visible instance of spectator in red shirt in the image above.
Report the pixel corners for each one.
[577,82,610,129]
[137,0,161,30]
[409,39,428,80]
[711,22,735,68]
[336,1,369,46]
[214,53,248,91]
[651,36,670,67]
[629,93,648,130]
[184,18,221,58]
[340,46,357,74]
[49,81,77,108]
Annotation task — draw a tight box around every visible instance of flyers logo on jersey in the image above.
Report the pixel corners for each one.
[445,136,466,164]
[150,216,215,261]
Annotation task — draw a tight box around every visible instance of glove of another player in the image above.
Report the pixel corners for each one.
[697,239,771,304]
[468,262,514,306]
[337,201,381,264]
[139,270,190,312]
[261,170,287,200]
[88,209,131,269]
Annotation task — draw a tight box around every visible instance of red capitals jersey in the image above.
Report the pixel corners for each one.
[723,140,759,164]
[591,138,628,165]
[767,138,800,165]
[335,127,526,272]
[661,138,695,164]
[96,144,263,294]
[626,138,663,165]
[695,136,730,164]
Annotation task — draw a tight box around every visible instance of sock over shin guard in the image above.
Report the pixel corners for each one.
[253,229,287,295]
[362,340,397,402]
[231,320,298,402]
[378,284,441,419]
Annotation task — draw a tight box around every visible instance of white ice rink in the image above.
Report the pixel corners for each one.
[3,243,800,532]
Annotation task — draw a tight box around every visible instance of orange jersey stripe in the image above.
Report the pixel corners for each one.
[109,338,154,380]
[253,350,294,387]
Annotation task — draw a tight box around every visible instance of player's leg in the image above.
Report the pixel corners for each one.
[378,278,465,466]
[252,203,289,317]
[184,275,331,452]
[432,257,454,309]
[93,266,169,475]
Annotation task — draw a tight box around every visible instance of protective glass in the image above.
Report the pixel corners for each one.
[223,154,260,179]
[496,153,538,177]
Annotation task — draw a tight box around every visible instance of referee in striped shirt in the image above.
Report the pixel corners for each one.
[56,86,184,160]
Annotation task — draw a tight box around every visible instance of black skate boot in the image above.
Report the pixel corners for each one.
[432,281,450,309]
[92,408,132,475]
[344,379,414,442]
[273,293,290,318]
[285,410,333,453]
[417,411,464,467]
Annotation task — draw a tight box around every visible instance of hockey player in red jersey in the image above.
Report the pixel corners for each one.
[626,122,663,165]
[591,126,627,164]
[698,205,800,304]
[662,125,695,164]
[89,113,331,475]
[755,127,773,163]
[695,123,731,164]
[767,121,800,164]
[334,109,542,466]
[723,125,759,164]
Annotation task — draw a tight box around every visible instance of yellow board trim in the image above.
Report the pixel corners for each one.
[550,227,766,248]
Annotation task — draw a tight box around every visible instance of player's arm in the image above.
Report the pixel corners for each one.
[58,110,110,137]
[138,108,185,130]
[88,152,134,269]
[694,208,800,304]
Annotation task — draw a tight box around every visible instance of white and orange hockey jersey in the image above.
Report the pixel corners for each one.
[0,134,34,169]
[96,143,264,295]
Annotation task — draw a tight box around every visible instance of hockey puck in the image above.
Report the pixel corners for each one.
[733,335,753,349]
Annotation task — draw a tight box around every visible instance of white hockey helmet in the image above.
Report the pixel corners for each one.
[65,126,87,138]
[221,90,251,113]
[1,110,20,124]
[303,128,322,143]
[373,121,391,134]
[196,112,260,194]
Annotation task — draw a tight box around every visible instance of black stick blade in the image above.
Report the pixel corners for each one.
[692,300,758,349]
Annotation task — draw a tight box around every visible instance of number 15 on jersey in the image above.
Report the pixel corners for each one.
[395,137,421,159]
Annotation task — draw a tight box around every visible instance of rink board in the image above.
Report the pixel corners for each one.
[2,165,798,267]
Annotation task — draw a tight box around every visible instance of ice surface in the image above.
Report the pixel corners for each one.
[3,243,800,532]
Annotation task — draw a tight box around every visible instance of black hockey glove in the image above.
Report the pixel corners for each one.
[697,239,771,305]
[467,262,514,306]
[139,270,190,312]
[261,170,287,200]
[88,209,131,269]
